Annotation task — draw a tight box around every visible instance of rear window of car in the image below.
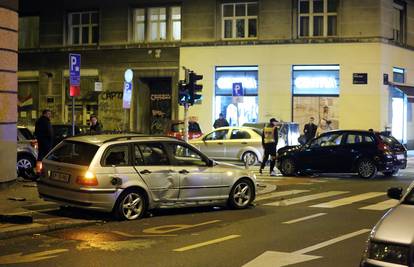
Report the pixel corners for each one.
[18,128,34,140]
[379,134,401,146]
[46,141,99,166]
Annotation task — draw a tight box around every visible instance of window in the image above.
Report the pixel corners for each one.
[19,16,39,49]
[393,1,405,44]
[230,129,251,139]
[137,143,169,165]
[346,134,374,144]
[103,145,129,166]
[222,2,258,39]
[68,11,99,45]
[169,144,207,166]
[133,6,181,42]
[310,133,343,148]
[393,67,405,83]
[298,0,338,37]
[205,129,229,141]
[47,141,99,166]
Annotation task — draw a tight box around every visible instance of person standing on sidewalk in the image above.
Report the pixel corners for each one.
[259,118,279,176]
[35,109,54,161]
[89,114,102,134]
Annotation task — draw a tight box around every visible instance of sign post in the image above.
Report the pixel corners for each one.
[69,53,81,135]
[123,69,133,131]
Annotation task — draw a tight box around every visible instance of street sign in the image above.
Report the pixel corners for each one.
[69,53,81,96]
[232,82,243,96]
[123,81,132,109]
[94,81,102,91]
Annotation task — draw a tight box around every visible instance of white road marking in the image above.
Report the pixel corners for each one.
[112,231,177,237]
[293,228,371,254]
[282,213,327,224]
[0,249,68,264]
[359,199,398,210]
[310,192,386,208]
[143,220,221,234]
[173,235,240,252]
[243,229,370,267]
[255,190,310,201]
[265,191,349,206]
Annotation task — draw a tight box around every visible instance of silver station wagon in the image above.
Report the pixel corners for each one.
[37,134,257,220]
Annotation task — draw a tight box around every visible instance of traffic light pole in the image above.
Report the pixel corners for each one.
[183,103,189,142]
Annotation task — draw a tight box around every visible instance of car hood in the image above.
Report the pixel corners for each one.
[371,204,414,245]
[278,145,302,154]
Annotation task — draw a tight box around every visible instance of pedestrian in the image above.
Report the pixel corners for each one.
[259,118,279,176]
[34,109,54,161]
[303,116,317,143]
[316,118,331,136]
[213,113,229,128]
[89,115,102,134]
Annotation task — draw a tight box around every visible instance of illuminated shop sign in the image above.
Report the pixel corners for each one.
[215,66,258,96]
[216,77,257,90]
[293,65,340,95]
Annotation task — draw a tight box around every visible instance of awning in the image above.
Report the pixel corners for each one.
[389,82,414,103]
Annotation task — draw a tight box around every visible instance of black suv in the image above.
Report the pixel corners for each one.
[277,130,407,178]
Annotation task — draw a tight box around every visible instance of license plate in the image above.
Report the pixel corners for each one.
[396,154,405,160]
[50,171,70,183]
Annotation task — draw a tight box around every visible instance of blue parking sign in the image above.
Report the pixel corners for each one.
[69,53,81,87]
[232,83,243,96]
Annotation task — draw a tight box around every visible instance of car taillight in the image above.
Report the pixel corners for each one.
[31,140,38,150]
[36,161,43,175]
[76,171,98,186]
[377,142,390,152]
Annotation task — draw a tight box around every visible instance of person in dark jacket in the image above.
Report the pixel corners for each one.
[259,118,279,176]
[34,109,53,160]
[213,113,229,128]
[303,117,317,143]
[89,115,102,134]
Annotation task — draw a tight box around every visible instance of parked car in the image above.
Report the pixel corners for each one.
[166,120,202,140]
[37,134,257,220]
[52,124,89,146]
[360,182,414,266]
[243,121,300,148]
[277,130,407,178]
[189,126,264,165]
[17,126,38,178]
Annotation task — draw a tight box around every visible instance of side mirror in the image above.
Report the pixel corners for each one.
[207,159,215,167]
[387,187,403,200]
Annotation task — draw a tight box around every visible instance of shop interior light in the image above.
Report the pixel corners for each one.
[293,65,340,71]
[393,67,405,74]
[216,66,258,72]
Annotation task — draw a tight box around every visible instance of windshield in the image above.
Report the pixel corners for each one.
[46,141,99,166]
[402,187,414,205]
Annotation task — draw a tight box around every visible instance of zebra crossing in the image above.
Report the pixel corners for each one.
[256,189,399,211]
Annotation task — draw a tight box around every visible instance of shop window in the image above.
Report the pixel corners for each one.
[298,0,338,37]
[133,6,181,42]
[68,11,99,45]
[215,66,258,127]
[19,16,39,49]
[222,2,258,39]
[393,67,405,83]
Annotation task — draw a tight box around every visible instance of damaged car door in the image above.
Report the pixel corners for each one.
[133,143,179,202]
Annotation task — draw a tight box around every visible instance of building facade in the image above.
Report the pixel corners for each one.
[19,0,414,147]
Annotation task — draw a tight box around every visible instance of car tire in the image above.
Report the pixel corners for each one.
[383,170,399,177]
[357,159,377,179]
[17,154,36,179]
[280,158,296,176]
[242,151,258,166]
[114,189,147,221]
[228,179,254,209]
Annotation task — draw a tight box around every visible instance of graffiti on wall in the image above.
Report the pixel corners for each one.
[99,91,124,130]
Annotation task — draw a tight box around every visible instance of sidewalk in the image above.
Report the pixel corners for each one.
[0,178,102,240]
[0,177,276,240]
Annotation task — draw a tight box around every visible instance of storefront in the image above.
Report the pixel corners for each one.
[292,65,340,132]
[214,66,259,126]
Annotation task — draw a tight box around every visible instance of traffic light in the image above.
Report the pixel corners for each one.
[178,80,190,105]
[188,71,203,105]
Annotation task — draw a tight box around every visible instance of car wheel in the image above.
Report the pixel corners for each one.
[114,189,147,221]
[280,159,296,176]
[17,154,35,179]
[357,159,377,179]
[383,170,399,177]
[228,179,254,209]
[242,151,258,166]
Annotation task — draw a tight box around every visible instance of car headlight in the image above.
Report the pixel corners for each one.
[368,241,409,265]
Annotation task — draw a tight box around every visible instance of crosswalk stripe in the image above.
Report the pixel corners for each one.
[255,190,310,201]
[310,192,386,208]
[265,191,349,207]
[282,213,327,224]
[359,199,399,211]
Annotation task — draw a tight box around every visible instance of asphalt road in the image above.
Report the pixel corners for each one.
[0,163,413,267]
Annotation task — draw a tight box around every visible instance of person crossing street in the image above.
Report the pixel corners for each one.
[259,118,279,176]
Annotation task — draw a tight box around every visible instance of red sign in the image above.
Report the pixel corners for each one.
[70,85,80,97]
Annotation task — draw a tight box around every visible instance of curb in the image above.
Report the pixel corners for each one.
[0,219,102,240]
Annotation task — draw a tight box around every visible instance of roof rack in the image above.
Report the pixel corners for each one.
[102,134,179,144]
